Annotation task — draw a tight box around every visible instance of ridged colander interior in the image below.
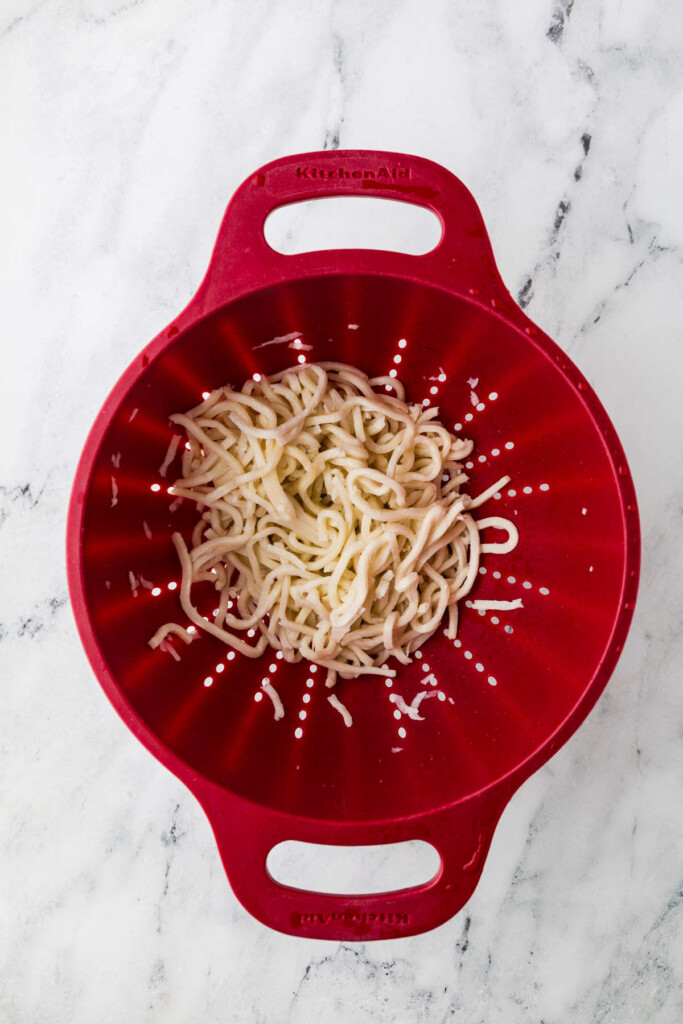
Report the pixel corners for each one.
[80,274,629,822]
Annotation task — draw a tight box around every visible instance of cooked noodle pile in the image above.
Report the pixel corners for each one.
[149,362,517,687]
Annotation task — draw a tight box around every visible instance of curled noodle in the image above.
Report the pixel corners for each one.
[151,362,517,694]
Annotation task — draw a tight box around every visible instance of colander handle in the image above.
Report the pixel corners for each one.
[197,785,506,940]
[195,150,510,313]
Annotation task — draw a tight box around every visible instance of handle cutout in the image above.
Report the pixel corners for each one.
[266,839,440,895]
[264,197,442,256]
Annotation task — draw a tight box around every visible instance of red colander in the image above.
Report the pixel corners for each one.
[67,151,639,940]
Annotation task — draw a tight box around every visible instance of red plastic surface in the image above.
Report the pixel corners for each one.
[67,150,640,940]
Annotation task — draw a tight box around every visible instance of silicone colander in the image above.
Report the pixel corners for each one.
[67,151,639,940]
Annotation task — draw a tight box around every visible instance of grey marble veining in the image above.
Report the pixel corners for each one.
[2,0,683,1021]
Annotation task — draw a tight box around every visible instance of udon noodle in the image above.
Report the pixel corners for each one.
[149,362,518,691]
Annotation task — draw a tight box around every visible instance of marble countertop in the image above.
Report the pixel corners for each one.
[3,0,683,1020]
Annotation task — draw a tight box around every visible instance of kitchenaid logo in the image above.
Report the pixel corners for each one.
[292,909,410,928]
[296,166,411,180]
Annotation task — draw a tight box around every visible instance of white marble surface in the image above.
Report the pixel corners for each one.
[2,0,683,1020]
